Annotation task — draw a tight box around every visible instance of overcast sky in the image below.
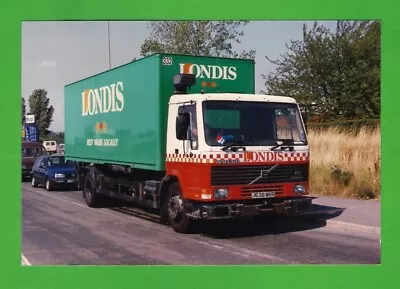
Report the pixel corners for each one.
[22,20,337,132]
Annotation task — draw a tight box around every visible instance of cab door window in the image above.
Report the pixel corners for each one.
[177,104,198,150]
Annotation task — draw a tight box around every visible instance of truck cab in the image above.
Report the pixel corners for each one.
[161,75,311,231]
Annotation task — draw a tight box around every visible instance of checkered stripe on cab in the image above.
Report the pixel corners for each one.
[166,152,309,164]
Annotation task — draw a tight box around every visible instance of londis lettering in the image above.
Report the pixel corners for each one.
[82,82,124,116]
[245,152,285,162]
[179,63,237,80]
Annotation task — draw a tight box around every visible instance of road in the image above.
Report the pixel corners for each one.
[22,182,380,265]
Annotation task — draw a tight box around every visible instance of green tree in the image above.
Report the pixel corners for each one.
[21,97,26,125]
[28,89,54,139]
[140,21,255,59]
[42,131,64,144]
[262,21,380,122]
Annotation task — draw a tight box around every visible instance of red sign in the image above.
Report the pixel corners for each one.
[244,151,285,162]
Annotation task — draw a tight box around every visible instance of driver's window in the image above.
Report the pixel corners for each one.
[186,106,197,136]
[186,105,198,150]
[177,104,198,150]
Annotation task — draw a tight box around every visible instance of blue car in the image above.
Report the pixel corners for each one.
[31,154,78,191]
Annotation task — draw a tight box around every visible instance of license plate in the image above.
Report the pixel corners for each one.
[67,179,75,183]
[251,191,275,199]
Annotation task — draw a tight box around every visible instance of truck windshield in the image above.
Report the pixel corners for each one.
[202,100,307,147]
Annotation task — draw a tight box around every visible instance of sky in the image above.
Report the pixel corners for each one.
[22,20,337,132]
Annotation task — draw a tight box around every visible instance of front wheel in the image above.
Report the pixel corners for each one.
[167,182,193,233]
[45,179,52,191]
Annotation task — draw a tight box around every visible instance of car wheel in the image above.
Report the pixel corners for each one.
[45,179,52,191]
[31,176,38,188]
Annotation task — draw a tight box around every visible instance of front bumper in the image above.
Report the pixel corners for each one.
[185,197,312,220]
[48,178,77,186]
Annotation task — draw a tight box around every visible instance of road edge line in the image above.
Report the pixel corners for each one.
[21,253,31,266]
[305,216,381,235]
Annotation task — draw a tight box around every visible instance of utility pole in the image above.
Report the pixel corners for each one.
[107,21,111,69]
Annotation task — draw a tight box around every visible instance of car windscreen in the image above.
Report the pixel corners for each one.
[47,156,73,167]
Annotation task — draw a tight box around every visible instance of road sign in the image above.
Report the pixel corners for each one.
[25,114,35,124]
[24,124,38,142]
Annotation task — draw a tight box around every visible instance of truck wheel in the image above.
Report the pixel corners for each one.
[31,176,38,188]
[83,172,101,208]
[167,182,193,233]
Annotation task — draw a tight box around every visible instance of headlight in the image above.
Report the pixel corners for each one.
[54,173,65,178]
[293,184,306,194]
[214,188,229,199]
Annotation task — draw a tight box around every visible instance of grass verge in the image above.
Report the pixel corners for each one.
[308,126,380,200]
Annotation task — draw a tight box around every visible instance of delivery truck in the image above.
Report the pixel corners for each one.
[64,53,312,233]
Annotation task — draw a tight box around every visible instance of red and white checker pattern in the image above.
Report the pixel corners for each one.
[166,151,309,164]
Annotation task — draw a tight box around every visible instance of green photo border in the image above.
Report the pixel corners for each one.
[1,0,395,288]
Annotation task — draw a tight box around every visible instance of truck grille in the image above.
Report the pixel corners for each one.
[211,164,308,186]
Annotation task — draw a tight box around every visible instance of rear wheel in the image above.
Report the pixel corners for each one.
[167,182,193,233]
[83,170,102,208]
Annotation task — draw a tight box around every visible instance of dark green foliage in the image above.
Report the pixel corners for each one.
[330,165,354,186]
[140,21,255,60]
[27,89,54,140]
[262,21,380,123]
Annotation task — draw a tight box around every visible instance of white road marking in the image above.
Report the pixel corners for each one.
[196,240,224,250]
[195,240,295,263]
[21,254,31,266]
[24,185,295,264]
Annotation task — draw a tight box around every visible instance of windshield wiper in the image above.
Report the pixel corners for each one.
[270,139,295,151]
[221,143,246,152]
[221,137,247,152]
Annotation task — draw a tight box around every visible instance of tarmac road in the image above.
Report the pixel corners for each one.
[21,182,380,265]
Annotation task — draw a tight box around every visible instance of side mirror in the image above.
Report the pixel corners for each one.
[176,113,190,140]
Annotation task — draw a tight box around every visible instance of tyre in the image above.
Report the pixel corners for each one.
[166,182,193,233]
[31,176,38,188]
[83,170,101,208]
[45,179,52,191]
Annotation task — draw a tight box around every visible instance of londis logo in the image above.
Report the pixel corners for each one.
[82,82,124,116]
[179,63,237,80]
[245,152,285,162]
[95,121,108,133]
